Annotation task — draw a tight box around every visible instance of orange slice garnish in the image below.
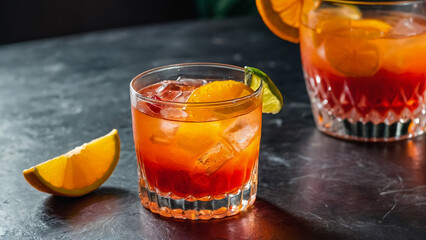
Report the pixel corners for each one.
[186,80,256,121]
[324,36,380,77]
[256,0,320,43]
[322,18,392,76]
[23,129,120,197]
[187,80,253,102]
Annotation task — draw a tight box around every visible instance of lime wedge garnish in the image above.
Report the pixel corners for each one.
[244,66,283,114]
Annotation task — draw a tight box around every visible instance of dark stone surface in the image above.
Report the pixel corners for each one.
[0,16,425,240]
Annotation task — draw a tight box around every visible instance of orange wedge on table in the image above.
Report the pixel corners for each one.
[23,129,120,197]
[256,0,320,43]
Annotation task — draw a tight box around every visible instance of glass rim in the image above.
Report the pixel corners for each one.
[130,62,263,108]
[325,0,423,5]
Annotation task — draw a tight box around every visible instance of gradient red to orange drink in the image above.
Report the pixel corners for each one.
[132,85,261,198]
[300,3,426,140]
[130,69,262,219]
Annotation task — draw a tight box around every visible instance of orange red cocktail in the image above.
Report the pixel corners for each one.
[257,0,426,141]
[130,63,263,220]
[300,3,426,140]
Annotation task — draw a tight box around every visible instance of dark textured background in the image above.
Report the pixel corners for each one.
[0,0,197,44]
[0,16,425,239]
[0,0,257,45]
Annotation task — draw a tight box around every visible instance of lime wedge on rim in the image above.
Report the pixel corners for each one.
[244,66,283,114]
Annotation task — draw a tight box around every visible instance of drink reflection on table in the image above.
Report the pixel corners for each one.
[137,198,328,240]
[38,188,327,239]
[292,130,426,231]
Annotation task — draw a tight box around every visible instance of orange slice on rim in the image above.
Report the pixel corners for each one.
[187,80,253,102]
[256,0,320,43]
[186,80,256,120]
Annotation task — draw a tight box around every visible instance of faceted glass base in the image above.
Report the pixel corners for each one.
[312,104,426,142]
[138,167,258,220]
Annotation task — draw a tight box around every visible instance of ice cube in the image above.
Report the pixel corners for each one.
[155,80,185,101]
[160,107,188,120]
[160,120,180,135]
[150,134,173,145]
[137,79,203,117]
[221,118,259,152]
[196,141,236,175]
[176,77,208,87]
[137,83,158,97]
[153,79,205,102]
[389,17,426,37]
[172,94,190,102]
[149,120,180,145]
[175,78,207,102]
[138,79,207,104]
[146,95,162,114]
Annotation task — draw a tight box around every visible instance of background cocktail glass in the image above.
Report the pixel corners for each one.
[300,0,426,141]
[130,63,263,220]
